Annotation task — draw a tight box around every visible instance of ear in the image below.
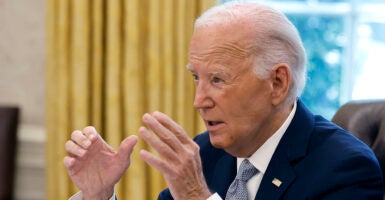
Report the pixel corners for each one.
[270,63,291,106]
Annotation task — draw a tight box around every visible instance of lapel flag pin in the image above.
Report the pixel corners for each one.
[272,178,282,187]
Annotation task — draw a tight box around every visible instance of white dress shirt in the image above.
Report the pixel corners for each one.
[208,101,297,200]
[70,102,297,200]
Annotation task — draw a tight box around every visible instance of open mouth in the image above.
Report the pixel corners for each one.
[208,121,224,126]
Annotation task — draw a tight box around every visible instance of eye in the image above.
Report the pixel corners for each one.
[192,74,199,81]
[213,77,223,84]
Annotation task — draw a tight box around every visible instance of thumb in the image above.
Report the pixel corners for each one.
[118,135,138,162]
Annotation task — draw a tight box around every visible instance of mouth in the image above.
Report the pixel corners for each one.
[206,120,225,131]
[208,121,223,126]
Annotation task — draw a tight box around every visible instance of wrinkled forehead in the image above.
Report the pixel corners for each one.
[189,21,257,66]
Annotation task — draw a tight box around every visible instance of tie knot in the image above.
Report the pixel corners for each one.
[237,159,258,182]
[225,159,259,200]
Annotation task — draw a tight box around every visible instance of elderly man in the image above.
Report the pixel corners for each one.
[64,1,384,200]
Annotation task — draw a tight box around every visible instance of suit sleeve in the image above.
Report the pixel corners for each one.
[157,189,173,200]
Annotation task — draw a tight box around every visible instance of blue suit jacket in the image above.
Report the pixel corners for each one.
[158,100,384,199]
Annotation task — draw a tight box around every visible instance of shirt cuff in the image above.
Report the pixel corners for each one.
[69,191,82,200]
[207,193,223,200]
[69,191,116,200]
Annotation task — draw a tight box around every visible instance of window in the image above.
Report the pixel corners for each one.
[221,0,385,119]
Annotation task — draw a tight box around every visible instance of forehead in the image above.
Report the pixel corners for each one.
[190,22,253,54]
[189,21,256,66]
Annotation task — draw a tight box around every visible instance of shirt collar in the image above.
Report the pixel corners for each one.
[237,101,297,174]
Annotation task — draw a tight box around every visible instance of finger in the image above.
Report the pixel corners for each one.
[82,126,114,153]
[71,130,91,149]
[139,149,173,176]
[63,156,79,176]
[152,111,193,145]
[118,135,138,162]
[63,156,84,176]
[82,126,99,142]
[65,140,86,158]
[63,156,75,169]
[138,126,178,160]
[142,113,182,151]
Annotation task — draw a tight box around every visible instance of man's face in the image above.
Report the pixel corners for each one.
[188,22,279,157]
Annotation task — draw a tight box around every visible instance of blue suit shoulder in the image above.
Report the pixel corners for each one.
[282,114,384,199]
[256,100,384,199]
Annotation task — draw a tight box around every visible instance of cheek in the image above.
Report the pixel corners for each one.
[241,84,272,115]
[225,92,272,134]
[227,116,259,138]
[228,91,271,122]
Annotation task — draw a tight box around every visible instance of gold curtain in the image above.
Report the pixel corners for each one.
[45,0,217,199]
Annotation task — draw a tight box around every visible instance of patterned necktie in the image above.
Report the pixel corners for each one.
[225,159,258,200]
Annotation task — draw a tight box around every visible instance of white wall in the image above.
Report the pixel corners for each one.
[0,0,46,199]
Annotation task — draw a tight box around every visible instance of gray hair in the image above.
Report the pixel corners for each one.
[194,0,307,101]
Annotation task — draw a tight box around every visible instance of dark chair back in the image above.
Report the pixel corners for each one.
[332,100,385,185]
[0,107,19,200]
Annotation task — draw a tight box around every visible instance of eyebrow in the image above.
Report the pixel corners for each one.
[208,71,232,80]
[186,64,231,77]
[186,64,194,72]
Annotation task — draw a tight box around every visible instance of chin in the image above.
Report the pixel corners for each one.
[208,133,229,149]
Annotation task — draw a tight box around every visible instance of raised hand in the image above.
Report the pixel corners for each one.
[139,112,212,200]
[63,126,138,200]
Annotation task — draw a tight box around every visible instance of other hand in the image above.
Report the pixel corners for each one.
[63,126,138,200]
[139,112,212,200]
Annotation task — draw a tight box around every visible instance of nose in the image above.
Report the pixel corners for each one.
[193,83,214,109]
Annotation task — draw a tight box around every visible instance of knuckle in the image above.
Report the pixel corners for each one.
[82,126,95,135]
[78,149,86,158]
[64,140,72,151]
[71,130,81,140]
[181,150,197,166]
[175,129,184,137]
[175,125,184,133]
[192,142,199,149]
[191,142,200,153]
[162,135,174,144]
[63,156,73,168]
[186,149,196,158]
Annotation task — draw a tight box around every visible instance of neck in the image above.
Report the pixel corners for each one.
[229,101,295,157]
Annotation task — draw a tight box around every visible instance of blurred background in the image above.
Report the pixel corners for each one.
[1,0,384,199]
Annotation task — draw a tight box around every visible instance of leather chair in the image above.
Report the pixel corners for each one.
[332,100,385,187]
[0,107,19,200]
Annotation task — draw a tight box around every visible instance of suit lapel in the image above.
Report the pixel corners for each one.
[255,100,315,200]
[255,154,296,200]
[210,154,237,198]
